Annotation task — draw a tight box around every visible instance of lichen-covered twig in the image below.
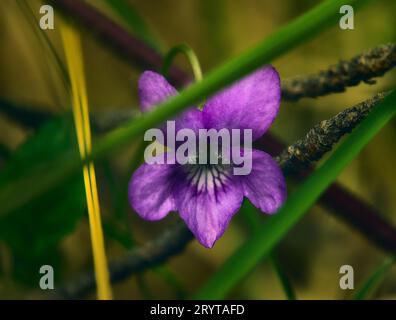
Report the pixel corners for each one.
[259,133,396,257]
[51,219,192,299]
[282,44,396,101]
[276,92,389,175]
[0,99,138,133]
[50,93,396,299]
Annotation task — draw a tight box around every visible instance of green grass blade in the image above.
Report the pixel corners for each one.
[0,0,372,218]
[354,257,395,300]
[103,0,162,52]
[16,0,69,95]
[241,200,296,300]
[154,266,188,299]
[270,255,296,300]
[195,90,396,299]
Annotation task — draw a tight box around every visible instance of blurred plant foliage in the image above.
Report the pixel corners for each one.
[0,117,85,286]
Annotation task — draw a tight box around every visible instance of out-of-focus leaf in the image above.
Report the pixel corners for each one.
[0,144,11,170]
[103,0,162,52]
[198,0,230,62]
[0,117,85,285]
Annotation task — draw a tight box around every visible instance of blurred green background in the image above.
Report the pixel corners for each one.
[0,0,395,299]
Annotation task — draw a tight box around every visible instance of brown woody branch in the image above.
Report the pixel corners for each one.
[276,92,389,175]
[52,219,192,299]
[282,44,396,101]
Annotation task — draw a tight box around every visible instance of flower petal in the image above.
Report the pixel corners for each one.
[138,71,204,141]
[203,66,281,141]
[174,166,243,248]
[128,155,177,221]
[138,70,178,112]
[241,149,286,214]
[174,108,204,135]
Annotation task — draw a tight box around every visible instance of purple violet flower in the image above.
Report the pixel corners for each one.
[129,66,287,248]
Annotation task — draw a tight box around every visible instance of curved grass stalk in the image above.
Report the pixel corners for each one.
[161,44,203,82]
[354,257,395,300]
[15,0,68,108]
[60,22,113,300]
[161,43,204,109]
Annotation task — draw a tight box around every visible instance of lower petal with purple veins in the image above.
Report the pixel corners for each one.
[174,165,244,248]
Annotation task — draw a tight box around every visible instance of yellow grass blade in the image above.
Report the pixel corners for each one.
[60,21,113,300]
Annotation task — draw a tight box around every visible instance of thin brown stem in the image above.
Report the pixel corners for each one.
[275,92,389,175]
[282,44,396,101]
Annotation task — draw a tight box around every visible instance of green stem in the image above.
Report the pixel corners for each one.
[354,256,395,300]
[241,200,296,300]
[162,44,203,83]
[162,44,204,109]
[136,273,154,299]
[270,255,296,300]
[195,90,396,299]
[154,266,188,299]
